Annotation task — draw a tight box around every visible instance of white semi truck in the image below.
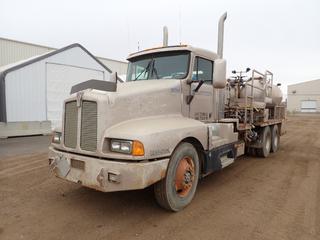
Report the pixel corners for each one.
[49,13,286,211]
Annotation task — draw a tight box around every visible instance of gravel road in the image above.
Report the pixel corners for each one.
[0,116,319,240]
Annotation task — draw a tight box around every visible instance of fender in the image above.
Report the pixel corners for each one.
[103,114,208,160]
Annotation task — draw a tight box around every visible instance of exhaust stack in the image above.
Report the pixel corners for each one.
[214,12,228,121]
[217,12,227,58]
[163,26,168,47]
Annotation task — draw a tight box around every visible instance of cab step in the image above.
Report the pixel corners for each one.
[220,155,234,168]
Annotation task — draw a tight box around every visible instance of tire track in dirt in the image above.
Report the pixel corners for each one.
[0,153,47,180]
[0,165,47,181]
[0,153,47,168]
[0,158,46,176]
[0,116,320,240]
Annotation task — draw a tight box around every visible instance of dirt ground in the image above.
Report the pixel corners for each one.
[0,116,319,240]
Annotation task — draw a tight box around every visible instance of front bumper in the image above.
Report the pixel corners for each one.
[48,147,169,192]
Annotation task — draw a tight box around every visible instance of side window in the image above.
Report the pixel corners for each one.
[192,57,213,84]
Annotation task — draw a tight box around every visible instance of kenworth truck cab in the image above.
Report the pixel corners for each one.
[49,13,285,211]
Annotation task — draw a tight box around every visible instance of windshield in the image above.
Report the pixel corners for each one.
[127,51,190,81]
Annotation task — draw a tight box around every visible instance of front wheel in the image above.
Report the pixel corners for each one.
[154,142,200,212]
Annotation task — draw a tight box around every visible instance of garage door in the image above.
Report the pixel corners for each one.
[46,63,105,129]
[301,100,317,112]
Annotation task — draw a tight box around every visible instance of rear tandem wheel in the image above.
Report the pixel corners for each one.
[271,124,280,153]
[256,126,272,158]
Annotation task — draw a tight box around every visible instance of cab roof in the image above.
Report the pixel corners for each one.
[127,45,219,61]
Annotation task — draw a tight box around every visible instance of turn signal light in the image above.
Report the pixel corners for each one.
[132,140,144,156]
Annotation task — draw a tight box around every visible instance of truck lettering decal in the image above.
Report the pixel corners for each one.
[195,112,209,121]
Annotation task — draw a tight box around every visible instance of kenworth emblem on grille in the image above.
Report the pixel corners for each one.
[76,92,84,107]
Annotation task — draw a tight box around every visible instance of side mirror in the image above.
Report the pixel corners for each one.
[110,72,118,82]
[213,59,227,89]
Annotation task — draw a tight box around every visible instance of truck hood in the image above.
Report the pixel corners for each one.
[79,79,183,134]
[55,79,187,159]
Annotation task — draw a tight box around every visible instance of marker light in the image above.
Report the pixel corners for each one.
[52,132,62,144]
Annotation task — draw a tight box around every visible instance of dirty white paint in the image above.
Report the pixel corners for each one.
[49,146,169,192]
[4,45,110,128]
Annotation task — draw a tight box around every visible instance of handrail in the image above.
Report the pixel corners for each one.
[227,68,274,130]
[245,83,264,91]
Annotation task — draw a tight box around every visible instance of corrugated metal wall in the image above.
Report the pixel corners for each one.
[287,79,320,113]
[0,37,128,74]
[0,38,54,66]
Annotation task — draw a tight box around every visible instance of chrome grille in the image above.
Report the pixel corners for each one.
[64,101,78,148]
[80,101,97,151]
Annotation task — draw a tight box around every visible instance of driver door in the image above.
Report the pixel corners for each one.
[189,57,214,122]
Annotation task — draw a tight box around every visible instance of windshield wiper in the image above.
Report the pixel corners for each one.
[151,60,159,79]
[133,59,153,81]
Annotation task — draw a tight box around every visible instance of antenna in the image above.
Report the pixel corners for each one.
[126,16,130,54]
[178,4,182,45]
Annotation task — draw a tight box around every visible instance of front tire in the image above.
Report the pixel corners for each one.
[154,142,200,212]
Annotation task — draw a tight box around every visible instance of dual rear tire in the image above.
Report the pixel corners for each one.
[256,124,280,157]
[270,125,280,153]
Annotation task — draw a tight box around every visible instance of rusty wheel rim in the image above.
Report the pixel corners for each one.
[175,156,195,197]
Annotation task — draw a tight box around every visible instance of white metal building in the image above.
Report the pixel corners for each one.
[287,79,320,113]
[0,37,128,74]
[0,43,114,137]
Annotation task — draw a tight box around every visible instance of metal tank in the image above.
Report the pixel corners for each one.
[239,78,283,105]
[270,85,283,105]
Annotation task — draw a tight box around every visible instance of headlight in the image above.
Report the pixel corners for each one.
[110,139,144,156]
[111,140,131,153]
[52,132,62,144]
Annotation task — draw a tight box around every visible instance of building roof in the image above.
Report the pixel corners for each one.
[0,43,112,74]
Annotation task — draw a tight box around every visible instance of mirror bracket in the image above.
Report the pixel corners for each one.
[186,80,204,104]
